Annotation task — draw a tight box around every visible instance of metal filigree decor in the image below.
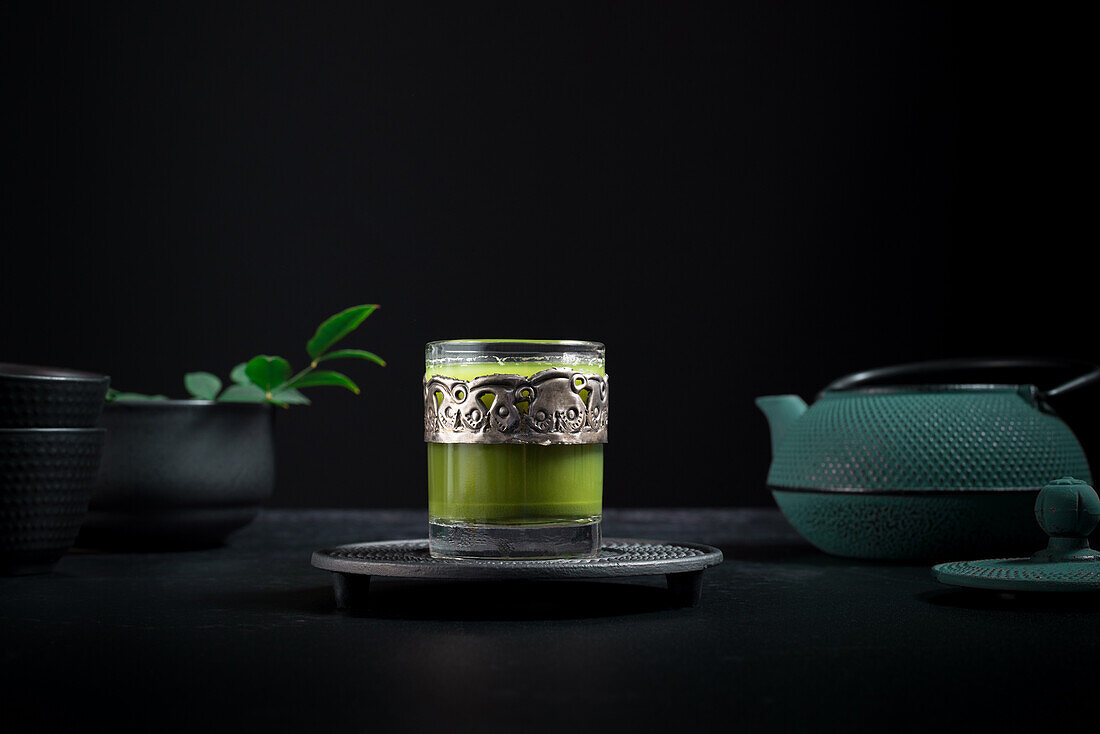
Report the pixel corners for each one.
[424,368,608,445]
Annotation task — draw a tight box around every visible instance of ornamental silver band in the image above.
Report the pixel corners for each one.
[424,368,608,445]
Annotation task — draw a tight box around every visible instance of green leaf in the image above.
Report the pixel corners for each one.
[306,305,378,360]
[218,383,268,403]
[288,370,360,393]
[271,387,311,405]
[316,349,386,367]
[184,372,223,400]
[106,388,120,401]
[110,392,170,401]
[244,355,291,393]
[229,362,250,385]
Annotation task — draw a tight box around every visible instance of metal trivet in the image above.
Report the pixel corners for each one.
[311,538,723,608]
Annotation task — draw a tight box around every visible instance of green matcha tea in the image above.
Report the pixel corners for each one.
[428,443,603,524]
[424,341,607,558]
[426,360,603,525]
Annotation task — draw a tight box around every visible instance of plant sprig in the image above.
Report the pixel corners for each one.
[107,304,385,407]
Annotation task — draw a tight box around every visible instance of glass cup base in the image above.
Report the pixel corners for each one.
[428,516,601,560]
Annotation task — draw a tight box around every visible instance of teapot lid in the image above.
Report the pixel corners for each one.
[932,477,1100,592]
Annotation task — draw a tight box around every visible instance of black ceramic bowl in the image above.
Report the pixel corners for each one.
[80,401,275,549]
[0,427,106,575]
[0,362,111,428]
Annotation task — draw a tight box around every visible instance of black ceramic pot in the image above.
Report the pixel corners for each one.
[80,401,274,549]
[1,428,106,574]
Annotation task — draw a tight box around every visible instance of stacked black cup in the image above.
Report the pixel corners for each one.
[0,363,110,574]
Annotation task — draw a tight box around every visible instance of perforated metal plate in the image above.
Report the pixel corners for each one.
[313,538,722,579]
[312,538,724,608]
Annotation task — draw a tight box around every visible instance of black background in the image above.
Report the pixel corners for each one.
[2,2,1095,508]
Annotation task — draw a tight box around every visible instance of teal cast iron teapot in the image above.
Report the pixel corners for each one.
[757,358,1097,560]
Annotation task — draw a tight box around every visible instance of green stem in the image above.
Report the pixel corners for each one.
[280,355,325,393]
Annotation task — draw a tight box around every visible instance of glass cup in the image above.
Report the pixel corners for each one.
[424,340,607,559]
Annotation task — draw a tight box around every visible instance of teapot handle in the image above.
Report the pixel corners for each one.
[824,357,1100,400]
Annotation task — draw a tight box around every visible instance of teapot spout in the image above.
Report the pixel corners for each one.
[755,395,808,456]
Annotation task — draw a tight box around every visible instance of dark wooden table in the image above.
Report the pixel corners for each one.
[2,509,1097,732]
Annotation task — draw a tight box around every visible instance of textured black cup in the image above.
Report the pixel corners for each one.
[81,401,275,549]
[0,363,111,428]
[0,427,106,575]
